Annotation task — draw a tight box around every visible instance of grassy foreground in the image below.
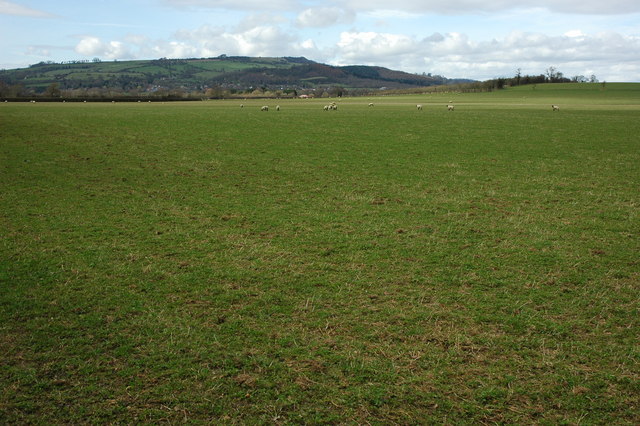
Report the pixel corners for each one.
[1,84,639,423]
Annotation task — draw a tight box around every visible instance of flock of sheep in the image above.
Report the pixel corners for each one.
[249,102,561,111]
[324,102,338,111]
[14,100,560,111]
[251,101,450,112]
[13,100,561,112]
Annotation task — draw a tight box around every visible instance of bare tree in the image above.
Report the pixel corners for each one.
[44,82,61,98]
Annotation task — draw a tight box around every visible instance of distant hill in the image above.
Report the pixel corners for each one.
[0,56,471,98]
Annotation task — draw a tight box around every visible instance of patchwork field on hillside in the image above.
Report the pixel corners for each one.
[2,84,638,423]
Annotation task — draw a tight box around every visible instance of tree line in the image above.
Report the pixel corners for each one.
[466,67,598,92]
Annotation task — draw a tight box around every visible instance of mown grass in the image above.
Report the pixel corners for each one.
[1,85,639,423]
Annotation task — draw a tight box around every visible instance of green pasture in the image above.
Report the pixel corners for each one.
[1,84,639,423]
[376,82,640,106]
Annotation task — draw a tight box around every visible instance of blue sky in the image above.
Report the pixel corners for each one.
[1,0,639,81]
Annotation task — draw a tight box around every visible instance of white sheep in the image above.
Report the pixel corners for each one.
[447,104,454,111]
[417,104,423,110]
[240,104,244,108]
[261,106,269,111]
[551,104,560,111]
[323,105,329,111]
[276,105,280,111]
[368,103,374,107]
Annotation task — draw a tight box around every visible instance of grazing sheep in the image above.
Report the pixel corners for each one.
[261,106,269,111]
[276,105,280,111]
[368,103,374,107]
[551,104,560,111]
[323,105,329,111]
[240,104,244,108]
[417,104,423,110]
[447,104,454,111]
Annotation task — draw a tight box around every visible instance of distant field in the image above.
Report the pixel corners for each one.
[376,82,640,106]
[1,84,639,423]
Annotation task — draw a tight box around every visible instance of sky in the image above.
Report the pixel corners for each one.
[1,0,639,82]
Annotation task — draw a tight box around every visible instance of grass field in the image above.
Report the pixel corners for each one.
[1,84,639,423]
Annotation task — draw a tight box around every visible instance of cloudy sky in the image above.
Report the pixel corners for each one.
[1,0,639,81]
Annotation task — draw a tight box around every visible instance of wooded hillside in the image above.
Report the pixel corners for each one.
[0,56,470,99]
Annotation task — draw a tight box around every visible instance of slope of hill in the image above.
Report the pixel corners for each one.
[0,56,466,97]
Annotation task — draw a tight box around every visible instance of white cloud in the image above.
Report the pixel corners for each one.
[74,37,132,60]
[161,0,297,11]
[161,0,640,14]
[365,10,422,19]
[75,37,103,56]
[565,30,586,38]
[151,41,199,59]
[331,29,640,80]
[124,34,151,45]
[170,24,299,57]
[236,13,287,32]
[300,39,317,50]
[337,32,416,60]
[26,46,51,57]
[231,26,295,56]
[0,0,54,17]
[341,0,640,15]
[296,7,355,28]
[174,25,225,41]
